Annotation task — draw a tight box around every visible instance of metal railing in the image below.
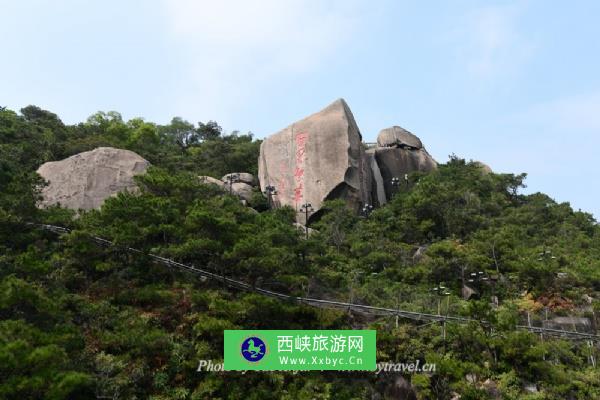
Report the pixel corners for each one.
[30,223,600,342]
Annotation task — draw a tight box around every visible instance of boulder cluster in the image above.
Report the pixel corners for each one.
[37,147,259,210]
[198,173,257,204]
[258,99,436,222]
[37,99,438,219]
[367,126,437,204]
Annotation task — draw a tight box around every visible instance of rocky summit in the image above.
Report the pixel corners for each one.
[258,99,437,221]
[37,147,150,210]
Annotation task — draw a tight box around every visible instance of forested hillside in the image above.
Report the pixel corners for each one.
[1,106,600,399]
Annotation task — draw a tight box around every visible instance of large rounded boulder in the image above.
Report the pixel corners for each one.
[370,126,437,200]
[377,126,423,149]
[258,98,370,223]
[373,146,437,198]
[37,147,150,210]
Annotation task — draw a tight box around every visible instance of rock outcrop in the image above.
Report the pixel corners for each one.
[222,172,255,185]
[377,126,423,149]
[201,174,256,203]
[199,175,225,188]
[258,100,439,221]
[229,182,254,202]
[372,146,437,199]
[37,147,150,210]
[369,126,437,199]
[364,149,386,206]
[258,99,369,223]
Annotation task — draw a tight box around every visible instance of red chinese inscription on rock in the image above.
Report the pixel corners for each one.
[293,132,309,204]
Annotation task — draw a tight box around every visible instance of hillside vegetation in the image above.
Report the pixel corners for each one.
[1,106,600,399]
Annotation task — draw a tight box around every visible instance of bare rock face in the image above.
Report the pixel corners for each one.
[377,126,423,149]
[365,148,386,206]
[199,175,225,187]
[373,125,436,199]
[462,285,478,300]
[259,102,437,219]
[230,182,254,202]
[373,146,436,199]
[258,99,369,223]
[222,172,255,185]
[412,245,428,263]
[200,175,254,202]
[37,147,150,210]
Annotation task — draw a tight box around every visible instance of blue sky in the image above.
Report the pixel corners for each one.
[2,1,599,218]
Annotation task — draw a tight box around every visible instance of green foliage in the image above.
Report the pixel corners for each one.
[1,105,600,398]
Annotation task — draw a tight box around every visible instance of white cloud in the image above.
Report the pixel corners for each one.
[160,0,365,124]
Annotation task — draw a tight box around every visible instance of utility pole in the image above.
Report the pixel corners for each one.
[361,203,374,218]
[227,173,240,195]
[348,270,363,308]
[395,291,401,328]
[263,185,277,209]
[299,203,314,239]
[432,284,451,342]
[391,177,400,197]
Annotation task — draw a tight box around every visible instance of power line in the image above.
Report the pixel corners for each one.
[30,223,600,342]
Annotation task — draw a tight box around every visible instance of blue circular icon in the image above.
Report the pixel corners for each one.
[241,336,266,362]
